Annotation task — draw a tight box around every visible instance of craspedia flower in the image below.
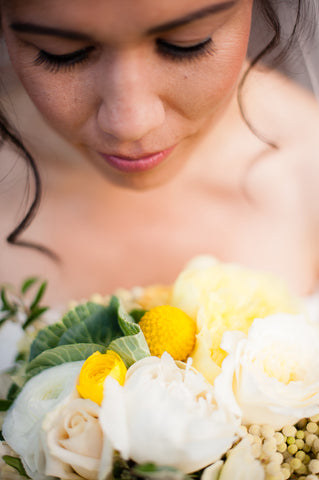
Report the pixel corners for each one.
[77,350,127,405]
[139,305,196,361]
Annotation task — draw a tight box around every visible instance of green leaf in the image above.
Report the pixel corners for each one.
[109,334,150,368]
[133,463,188,479]
[28,302,102,359]
[26,343,106,378]
[58,298,123,347]
[129,308,147,323]
[29,300,120,361]
[6,383,21,401]
[62,302,105,329]
[118,304,140,335]
[0,399,13,411]
[0,431,4,441]
[27,297,149,376]
[109,303,150,368]
[29,281,47,310]
[29,322,67,360]
[2,456,30,478]
[112,455,131,479]
[22,306,49,330]
[0,288,14,313]
[15,351,28,362]
[21,277,38,294]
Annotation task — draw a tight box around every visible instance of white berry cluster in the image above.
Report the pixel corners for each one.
[239,415,319,479]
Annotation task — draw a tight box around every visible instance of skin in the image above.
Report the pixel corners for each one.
[0,0,319,302]
[1,0,253,188]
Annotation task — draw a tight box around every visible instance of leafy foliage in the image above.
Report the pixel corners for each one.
[112,457,194,480]
[129,308,147,323]
[0,399,13,411]
[26,343,107,378]
[6,383,21,402]
[58,299,123,347]
[29,302,107,360]
[0,278,49,330]
[27,296,150,377]
[2,455,30,478]
[109,303,150,367]
[29,322,68,360]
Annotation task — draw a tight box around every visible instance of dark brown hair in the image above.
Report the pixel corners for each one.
[0,108,59,259]
[0,0,305,256]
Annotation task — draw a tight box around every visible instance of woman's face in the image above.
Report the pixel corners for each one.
[1,0,253,188]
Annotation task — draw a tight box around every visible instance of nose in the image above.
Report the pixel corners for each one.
[96,50,165,143]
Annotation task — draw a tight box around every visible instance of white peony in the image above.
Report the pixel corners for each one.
[42,398,112,480]
[100,353,239,474]
[217,313,319,429]
[2,362,83,480]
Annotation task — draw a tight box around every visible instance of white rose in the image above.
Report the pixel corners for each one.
[100,353,239,474]
[2,362,83,480]
[217,313,319,429]
[201,438,265,480]
[42,398,112,480]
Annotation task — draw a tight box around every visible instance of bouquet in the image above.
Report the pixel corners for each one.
[1,256,319,480]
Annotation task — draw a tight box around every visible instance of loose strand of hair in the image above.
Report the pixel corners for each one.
[0,111,59,261]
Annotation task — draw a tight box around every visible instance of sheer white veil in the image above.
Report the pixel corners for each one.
[297,0,319,100]
[249,0,319,100]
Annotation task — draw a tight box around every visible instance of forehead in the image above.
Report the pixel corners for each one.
[2,0,218,25]
[1,0,240,38]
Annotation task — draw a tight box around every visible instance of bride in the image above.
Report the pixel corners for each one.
[0,0,319,304]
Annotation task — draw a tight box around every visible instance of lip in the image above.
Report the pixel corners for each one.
[98,146,175,173]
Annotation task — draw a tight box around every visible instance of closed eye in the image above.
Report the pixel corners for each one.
[33,45,95,72]
[33,37,215,73]
[156,37,215,61]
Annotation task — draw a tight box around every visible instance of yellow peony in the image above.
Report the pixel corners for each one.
[171,256,300,384]
[77,351,127,405]
[139,305,196,361]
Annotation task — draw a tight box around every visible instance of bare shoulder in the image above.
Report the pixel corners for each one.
[244,66,319,235]
[246,65,319,180]
[246,65,319,144]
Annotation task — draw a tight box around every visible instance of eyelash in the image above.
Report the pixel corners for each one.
[156,37,215,61]
[34,46,95,73]
[33,37,215,73]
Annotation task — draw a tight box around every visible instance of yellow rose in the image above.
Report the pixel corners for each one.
[77,351,127,405]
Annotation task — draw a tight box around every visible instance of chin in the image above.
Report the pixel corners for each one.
[96,165,178,191]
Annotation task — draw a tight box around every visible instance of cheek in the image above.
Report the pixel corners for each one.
[4,4,251,143]
[168,28,251,123]
[16,68,95,141]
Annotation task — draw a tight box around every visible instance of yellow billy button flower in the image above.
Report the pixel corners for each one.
[77,350,127,406]
[139,305,196,361]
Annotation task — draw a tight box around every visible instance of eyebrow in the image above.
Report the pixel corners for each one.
[10,22,91,41]
[10,1,237,41]
[147,1,237,34]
